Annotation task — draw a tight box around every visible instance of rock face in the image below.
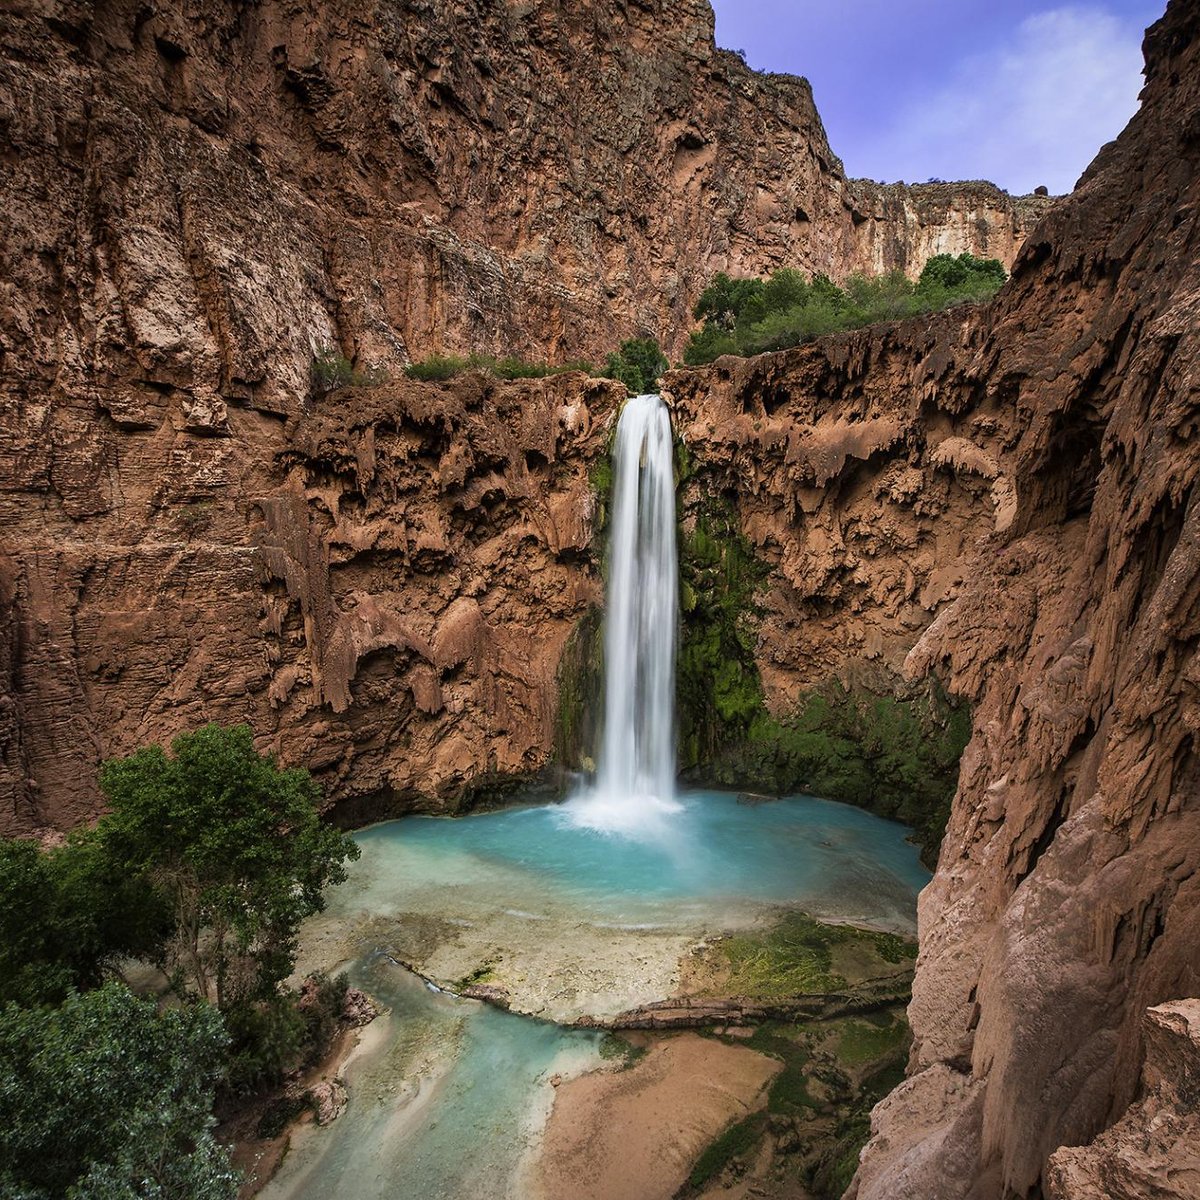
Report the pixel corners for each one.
[0,0,1045,426]
[665,3,1200,1196]
[0,371,617,834]
[1044,1000,1200,1200]
[0,0,1044,833]
[668,312,1013,711]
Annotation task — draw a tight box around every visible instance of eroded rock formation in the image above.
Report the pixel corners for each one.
[666,2,1200,1195]
[669,312,1013,711]
[0,371,617,834]
[1044,1000,1200,1200]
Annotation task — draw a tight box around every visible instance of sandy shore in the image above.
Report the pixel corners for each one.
[533,1033,781,1200]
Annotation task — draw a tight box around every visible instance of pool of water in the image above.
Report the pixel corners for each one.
[329,789,929,934]
[268,789,929,1200]
[260,953,602,1200]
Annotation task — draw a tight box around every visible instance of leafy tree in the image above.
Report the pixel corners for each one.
[0,835,168,1007]
[97,723,359,1010]
[692,273,768,326]
[0,983,238,1200]
[916,251,1006,297]
[602,337,669,394]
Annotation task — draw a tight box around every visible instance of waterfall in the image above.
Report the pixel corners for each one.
[562,393,681,834]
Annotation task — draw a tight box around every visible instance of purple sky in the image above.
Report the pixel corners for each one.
[709,0,1165,194]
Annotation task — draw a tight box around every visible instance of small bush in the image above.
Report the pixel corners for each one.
[601,337,668,394]
[311,347,387,395]
[405,353,472,381]
[222,993,308,1095]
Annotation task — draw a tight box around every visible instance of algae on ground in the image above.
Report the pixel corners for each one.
[682,1006,911,1199]
[704,912,916,1002]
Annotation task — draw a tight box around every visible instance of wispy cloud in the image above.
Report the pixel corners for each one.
[852,6,1147,193]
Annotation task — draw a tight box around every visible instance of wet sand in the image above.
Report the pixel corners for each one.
[533,1033,781,1200]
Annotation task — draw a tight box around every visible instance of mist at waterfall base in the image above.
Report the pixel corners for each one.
[561,393,683,837]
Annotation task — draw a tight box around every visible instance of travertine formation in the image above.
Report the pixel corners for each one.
[1044,1001,1200,1200]
[668,312,1012,711]
[0,371,617,833]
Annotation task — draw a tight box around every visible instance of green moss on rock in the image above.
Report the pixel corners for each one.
[710,679,970,866]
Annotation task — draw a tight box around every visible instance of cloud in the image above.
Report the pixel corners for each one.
[853,6,1147,194]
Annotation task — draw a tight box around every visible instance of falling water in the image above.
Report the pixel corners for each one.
[563,393,680,834]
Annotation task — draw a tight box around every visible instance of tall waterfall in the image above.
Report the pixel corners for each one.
[563,393,680,834]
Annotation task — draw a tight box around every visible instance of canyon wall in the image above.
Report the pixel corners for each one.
[666,2,1200,1195]
[0,0,1045,833]
[0,0,1044,417]
[0,371,617,834]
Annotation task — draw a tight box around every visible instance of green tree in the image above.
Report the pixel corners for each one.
[97,724,359,1010]
[603,337,669,394]
[0,835,168,1007]
[0,983,238,1200]
[692,273,768,326]
[916,251,1006,296]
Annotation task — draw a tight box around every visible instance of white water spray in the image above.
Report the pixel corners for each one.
[562,393,680,835]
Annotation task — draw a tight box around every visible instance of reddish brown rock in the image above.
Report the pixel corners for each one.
[1044,1000,1200,1200]
[0,372,617,834]
[0,0,1044,428]
[664,4,1200,1196]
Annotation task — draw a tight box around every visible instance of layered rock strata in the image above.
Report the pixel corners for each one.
[0,0,1045,430]
[0,372,617,834]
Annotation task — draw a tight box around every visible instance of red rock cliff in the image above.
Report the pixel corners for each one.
[0,0,1044,407]
[0,0,1045,832]
[664,2,1199,1194]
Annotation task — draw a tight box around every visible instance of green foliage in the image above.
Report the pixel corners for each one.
[0,834,169,1007]
[601,337,669,395]
[676,495,769,768]
[0,983,238,1200]
[835,1016,908,1066]
[221,992,307,1095]
[714,682,971,865]
[554,606,604,772]
[311,347,387,395]
[221,971,349,1096]
[97,723,360,1009]
[688,1113,766,1189]
[719,913,846,998]
[404,353,597,382]
[684,255,1007,365]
